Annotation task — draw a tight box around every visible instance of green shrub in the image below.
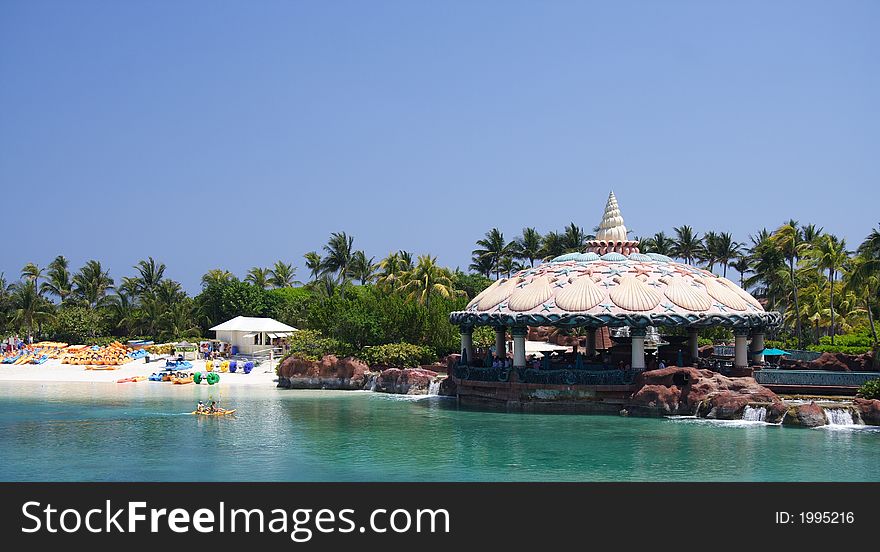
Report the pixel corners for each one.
[281,329,351,362]
[356,342,437,368]
[807,344,873,355]
[817,332,875,348]
[472,326,496,348]
[857,379,880,400]
[44,306,108,344]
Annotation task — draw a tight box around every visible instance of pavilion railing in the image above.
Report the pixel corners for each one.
[454,365,629,385]
[754,369,878,388]
[518,368,628,386]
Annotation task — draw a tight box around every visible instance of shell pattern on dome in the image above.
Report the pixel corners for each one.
[465,253,768,320]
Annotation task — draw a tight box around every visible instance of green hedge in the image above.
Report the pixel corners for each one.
[281,329,352,362]
[807,344,873,355]
[817,333,875,348]
[356,343,437,368]
[857,379,880,400]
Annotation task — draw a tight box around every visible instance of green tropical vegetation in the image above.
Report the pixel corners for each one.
[1,220,878,361]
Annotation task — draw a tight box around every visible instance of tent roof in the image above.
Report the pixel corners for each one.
[209,316,297,333]
[522,340,568,353]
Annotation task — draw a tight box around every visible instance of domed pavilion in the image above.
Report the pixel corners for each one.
[450,192,781,381]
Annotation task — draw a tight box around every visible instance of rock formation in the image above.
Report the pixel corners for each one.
[628,366,785,422]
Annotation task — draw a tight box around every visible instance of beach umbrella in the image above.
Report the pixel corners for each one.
[761,348,790,356]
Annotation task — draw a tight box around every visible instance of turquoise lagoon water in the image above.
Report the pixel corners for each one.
[0,381,878,481]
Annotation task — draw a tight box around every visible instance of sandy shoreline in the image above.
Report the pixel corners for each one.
[0,357,278,387]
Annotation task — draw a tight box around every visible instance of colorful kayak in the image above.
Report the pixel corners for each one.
[191,409,236,416]
[172,376,193,384]
[117,375,147,383]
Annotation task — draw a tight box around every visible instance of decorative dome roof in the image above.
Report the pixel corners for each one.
[450,192,781,330]
[451,254,778,328]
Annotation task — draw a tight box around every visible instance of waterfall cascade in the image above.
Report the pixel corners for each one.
[741,405,767,422]
[367,374,377,392]
[824,408,857,426]
[427,379,441,396]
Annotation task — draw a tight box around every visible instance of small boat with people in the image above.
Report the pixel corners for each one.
[191,401,234,416]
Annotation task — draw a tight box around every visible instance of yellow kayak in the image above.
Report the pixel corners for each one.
[191,409,236,416]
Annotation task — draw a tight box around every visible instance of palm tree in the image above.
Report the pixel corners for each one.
[857,224,880,260]
[745,229,786,309]
[701,231,720,271]
[10,280,54,338]
[498,255,518,278]
[641,232,675,256]
[20,263,44,293]
[200,269,234,288]
[377,252,404,290]
[730,255,751,288]
[807,235,849,344]
[159,298,201,340]
[562,222,592,252]
[800,223,824,245]
[513,227,542,267]
[540,231,566,261]
[846,254,879,344]
[245,267,271,289]
[133,257,166,297]
[672,225,704,265]
[473,228,511,279]
[321,231,354,282]
[155,279,186,305]
[713,232,742,278]
[399,255,465,309]
[303,252,322,281]
[468,252,493,279]
[73,260,114,309]
[770,223,805,348]
[269,261,299,288]
[348,251,376,285]
[41,255,72,303]
[398,250,414,271]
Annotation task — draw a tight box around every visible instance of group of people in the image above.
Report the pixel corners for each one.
[490,355,513,369]
[3,335,29,354]
[195,400,226,414]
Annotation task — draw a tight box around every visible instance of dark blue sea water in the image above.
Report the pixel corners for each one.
[1,382,878,481]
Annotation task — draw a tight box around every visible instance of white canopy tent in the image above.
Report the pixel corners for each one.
[209,316,297,355]
[509,339,569,358]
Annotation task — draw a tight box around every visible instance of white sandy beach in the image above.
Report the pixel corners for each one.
[0,356,279,387]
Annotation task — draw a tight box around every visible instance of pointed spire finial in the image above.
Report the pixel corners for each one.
[595,190,628,242]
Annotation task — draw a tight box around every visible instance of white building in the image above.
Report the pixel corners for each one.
[209,316,297,355]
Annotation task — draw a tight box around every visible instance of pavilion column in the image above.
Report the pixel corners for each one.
[512,327,527,369]
[495,327,507,359]
[586,328,597,357]
[630,328,646,371]
[750,330,765,366]
[687,328,699,365]
[734,329,749,370]
[459,327,473,367]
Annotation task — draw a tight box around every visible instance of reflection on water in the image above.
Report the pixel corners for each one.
[0,382,878,482]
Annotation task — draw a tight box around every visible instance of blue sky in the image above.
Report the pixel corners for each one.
[1,0,877,292]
